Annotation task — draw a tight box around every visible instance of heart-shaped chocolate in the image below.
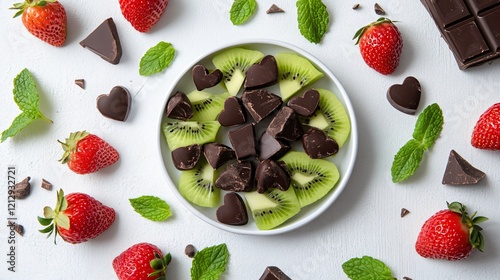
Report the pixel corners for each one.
[218,96,246,127]
[97,86,131,121]
[302,127,339,159]
[192,65,223,91]
[216,192,248,225]
[287,89,320,116]
[244,55,278,90]
[387,76,421,115]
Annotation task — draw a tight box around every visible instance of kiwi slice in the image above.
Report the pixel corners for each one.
[187,90,230,121]
[280,151,339,208]
[178,160,220,207]
[212,48,265,96]
[275,53,324,101]
[245,187,300,230]
[300,88,350,147]
[162,121,221,151]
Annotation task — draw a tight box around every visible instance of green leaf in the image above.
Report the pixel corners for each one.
[342,256,394,280]
[129,195,172,221]
[412,103,444,150]
[230,0,257,25]
[191,244,229,280]
[473,216,489,224]
[37,216,53,226]
[139,42,176,76]
[296,0,329,44]
[1,112,36,142]
[391,139,424,183]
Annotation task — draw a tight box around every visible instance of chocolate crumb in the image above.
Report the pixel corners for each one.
[185,244,196,258]
[75,79,85,89]
[352,4,360,10]
[14,177,31,199]
[374,3,385,15]
[401,208,410,217]
[41,178,52,190]
[403,277,413,280]
[8,221,24,236]
[266,4,284,14]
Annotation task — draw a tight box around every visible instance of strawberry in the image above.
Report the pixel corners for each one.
[119,0,169,32]
[471,103,500,150]
[58,131,119,174]
[38,189,115,244]
[415,202,488,261]
[353,17,403,75]
[113,243,171,280]
[11,0,67,47]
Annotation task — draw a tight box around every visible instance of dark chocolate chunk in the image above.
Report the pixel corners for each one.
[218,97,246,127]
[258,132,290,161]
[442,150,485,185]
[41,178,52,190]
[80,18,122,64]
[287,89,320,116]
[14,177,30,199]
[192,65,223,91]
[216,192,249,225]
[172,145,201,170]
[242,89,282,123]
[401,208,410,218]
[244,55,279,90]
[215,161,254,192]
[352,4,360,10]
[7,221,24,236]
[267,107,303,142]
[421,0,500,69]
[387,76,421,115]
[74,79,85,89]
[374,3,386,15]
[203,143,236,169]
[166,91,193,121]
[185,244,196,258]
[403,277,413,280]
[302,127,339,159]
[229,124,257,160]
[256,160,290,193]
[266,4,285,14]
[259,266,291,280]
[97,86,132,121]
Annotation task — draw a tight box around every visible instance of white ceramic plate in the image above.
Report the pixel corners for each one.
[157,39,358,235]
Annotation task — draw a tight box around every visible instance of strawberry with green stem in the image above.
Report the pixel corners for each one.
[113,242,171,280]
[119,0,169,32]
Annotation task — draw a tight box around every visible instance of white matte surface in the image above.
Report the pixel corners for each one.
[1,0,499,279]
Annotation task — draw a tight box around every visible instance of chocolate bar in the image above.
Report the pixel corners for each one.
[421,0,500,69]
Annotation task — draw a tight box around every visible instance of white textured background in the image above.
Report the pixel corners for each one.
[1,0,500,279]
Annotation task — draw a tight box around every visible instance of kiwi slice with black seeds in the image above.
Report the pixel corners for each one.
[187,90,230,121]
[162,121,221,151]
[179,160,220,207]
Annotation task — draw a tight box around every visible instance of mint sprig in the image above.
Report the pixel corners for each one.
[342,256,394,280]
[129,195,172,221]
[296,0,329,44]
[191,243,229,280]
[230,0,257,25]
[139,41,176,76]
[1,68,52,142]
[391,103,444,183]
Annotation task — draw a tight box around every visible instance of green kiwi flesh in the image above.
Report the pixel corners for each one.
[275,53,324,101]
[245,187,300,230]
[187,91,230,121]
[300,88,350,147]
[179,160,219,207]
[280,151,339,208]
[212,48,265,96]
[162,121,221,151]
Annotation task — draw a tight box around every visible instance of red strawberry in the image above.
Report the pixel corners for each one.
[11,0,67,47]
[119,0,169,32]
[113,243,171,280]
[471,103,500,150]
[415,202,488,261]
[58,131,119,174]
[38,189,115,244]
[353,17,403,75]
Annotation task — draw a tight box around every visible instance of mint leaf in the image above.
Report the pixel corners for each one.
[191,244,229,280]
[391,139,424,183]
[412,103,444,150]
[1,112,36,142]
[129,195,172,221]
[230,0,257,25]
[342,256,394,280]
[139,41,176,76]
[296,0,329,44]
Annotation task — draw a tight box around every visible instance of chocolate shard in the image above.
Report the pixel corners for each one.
[215,161,254,192]
[7,221,24,236]
[74,79,85,89]
[192,65,223,91]
[374,3,385,15]
[41,178,52,190]
[14,177,30,199]
[401,208,410,218]
[387,76,421,115]
[229,123,257,160]
[256,159,290,193]
[259,266,291,280]
[203,143,236,169]
[287,89,320,117]
[242,89,282,123]
[244,55,279,90]
[218,96,246,127]
[80,18,122,64]
[97,86,132,121]
[172,145,201,170]
[352,4,360,10]
[267,107,303,142]
[302,127,339,159]
[258,132,290,161]
[266,4,285,14]
[442,150,485,185]
[216,192,249,225]
[185,244,196,258]
[166,91,193,121]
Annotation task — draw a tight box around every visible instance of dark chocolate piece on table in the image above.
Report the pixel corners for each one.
[420,0,500,69]
[244,55,279,90]
[267,107,303,142]
[172,145,201,170]
[215,161,254,192]
[352,4,360,10]
[229,123,257,160]
[216,192,249,225]
[302,127,339,159]
[287,89,320,116]
[7,221,24,236]
[374,3,386,15]
[185,244,196,258]
[97,86,132,121]
[218,96,246,127]
[266,4,285,14]
[41,178,52,190]
[403,277,413,280]
[165,91,193,121]
[192,65,223,91]
[401,208,410,218]
[242,89,282,123]
[80,18,122,65]
[14,177,30,199]
[442,149,485,185]
[203,143,236,169]
[74,79,85,89]
[256,159,290,193]
[387,76,421,115]
[259,266,291,280]
[258,132,290,161]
